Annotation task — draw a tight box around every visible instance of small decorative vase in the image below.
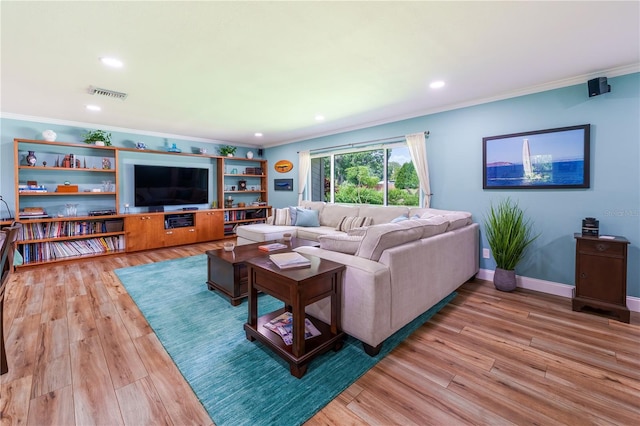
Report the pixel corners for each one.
[493,268,517,292]
[26,150,37,166]
[246,151,254,159]
[42,130,57,141]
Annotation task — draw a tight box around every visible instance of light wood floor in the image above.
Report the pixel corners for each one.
[1,241,638,425]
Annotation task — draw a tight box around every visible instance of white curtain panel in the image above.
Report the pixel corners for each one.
[405,132,432,207]
[298,150,311,205]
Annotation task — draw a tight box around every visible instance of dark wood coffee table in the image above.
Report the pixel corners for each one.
[243,254,345,378]
[205,238,319,306]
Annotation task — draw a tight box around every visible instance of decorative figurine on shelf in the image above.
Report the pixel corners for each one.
[102,157,112,170]
[24,151,38,167]
[246,151,254,159]
[136,142,147,150]
[167,143,182,153]
[26,151,37,166]
[42,161,47,167]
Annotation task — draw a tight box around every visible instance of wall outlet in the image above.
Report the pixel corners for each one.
[482,248,490,259]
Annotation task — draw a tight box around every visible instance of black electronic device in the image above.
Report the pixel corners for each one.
[257,148,264,157]
[182,207,199,211]
[588,77,611,97]
[582,217,599,237]
[134,164,209,208]
[165,213,195,229]
[88,209,117,216]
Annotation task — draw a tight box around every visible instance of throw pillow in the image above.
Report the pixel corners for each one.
[294,208,320,227]
[289,206,298,225]
[273,208,291,226]
[318,234,363,255]
[390,215,409,223]
[336,216,373,232]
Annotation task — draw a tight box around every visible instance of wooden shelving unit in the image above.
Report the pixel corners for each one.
[12,138,270,266]
[217,156,271,236]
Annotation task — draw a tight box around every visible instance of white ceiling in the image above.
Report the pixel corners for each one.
[1,1,639,148]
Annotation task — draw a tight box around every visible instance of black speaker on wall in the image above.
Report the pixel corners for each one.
[257,148,264,157]
[588,77,611,97]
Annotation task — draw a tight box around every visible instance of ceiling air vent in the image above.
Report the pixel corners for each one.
[88,86,128,100]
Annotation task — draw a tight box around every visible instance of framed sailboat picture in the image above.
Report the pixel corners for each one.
[482,124,590,189]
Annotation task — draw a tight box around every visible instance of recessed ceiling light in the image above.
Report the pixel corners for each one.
[429,80,445,89]
[100,57,123,68]
[315,115,325,122]
[254,133,263,137]
[86,105,101,111]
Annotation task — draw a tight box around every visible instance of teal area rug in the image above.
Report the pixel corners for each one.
[115,255,456,426]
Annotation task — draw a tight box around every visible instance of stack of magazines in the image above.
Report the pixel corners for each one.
[263,312,321,345]
[269,252,311,269]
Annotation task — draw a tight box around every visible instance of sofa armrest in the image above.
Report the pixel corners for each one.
[295,246,393,347]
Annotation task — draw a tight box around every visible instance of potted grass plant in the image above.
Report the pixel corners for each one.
[484,198,539,291]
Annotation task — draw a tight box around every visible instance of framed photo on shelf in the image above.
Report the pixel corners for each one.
[482,124,590,189]
[274,178,293,191]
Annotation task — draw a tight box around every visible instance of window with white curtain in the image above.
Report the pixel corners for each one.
[309,143,420,206]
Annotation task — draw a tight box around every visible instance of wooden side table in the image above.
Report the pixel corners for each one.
[244,254,345,378]
[205,238,320,306]
[572,233,630,323]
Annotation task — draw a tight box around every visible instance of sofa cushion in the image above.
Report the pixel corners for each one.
[235,223,298,243]
[273,208,292,226]
[444,212,473,231]
[318,234,363,254]
[294,208,320,227]
[358,205,409,225]
[355,223,423,261]
[320,204,360,227]
[412,215,449,239]
[300,200,326,216]
[296,226,344,241]
[336,216,373,232]
[347,227,368,237]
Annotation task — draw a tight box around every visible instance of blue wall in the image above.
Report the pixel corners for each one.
[265,73,640,296]
[1,73,638,296]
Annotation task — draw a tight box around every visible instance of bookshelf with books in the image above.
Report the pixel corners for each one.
[217,156,271,236]
[13,138,122,266]
[16,216,125,266]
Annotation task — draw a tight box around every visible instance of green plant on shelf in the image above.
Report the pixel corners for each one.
[218,145,236,156]
[83,130,112,146]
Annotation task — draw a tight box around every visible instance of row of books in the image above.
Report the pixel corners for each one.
[19,236,124,264]
[224,210,247,221]
[263,312,321,345]
[20,220,115,241]
[18,185,48,193]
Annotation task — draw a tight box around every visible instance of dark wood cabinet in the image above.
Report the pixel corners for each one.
[572,234,630,323]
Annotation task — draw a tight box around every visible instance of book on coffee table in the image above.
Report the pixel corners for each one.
[263,312,321,345]
[269,252,311,269]
[258,242,288,252]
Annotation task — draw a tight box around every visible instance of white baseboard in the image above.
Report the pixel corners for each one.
[477,268,639,313]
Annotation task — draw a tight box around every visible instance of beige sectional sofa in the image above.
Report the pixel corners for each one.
[236,201,479,355]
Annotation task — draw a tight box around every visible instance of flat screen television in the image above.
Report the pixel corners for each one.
[134,164,209,207]
[482,124,590,189]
